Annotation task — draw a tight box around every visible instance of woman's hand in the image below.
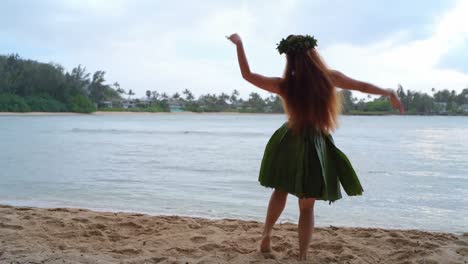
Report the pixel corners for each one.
[227,33,242,46]
[387,89,405,114]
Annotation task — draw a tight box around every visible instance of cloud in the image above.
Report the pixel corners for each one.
[1,0,467,98]
[321,0,468,96]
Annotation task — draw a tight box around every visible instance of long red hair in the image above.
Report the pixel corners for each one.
[279,48,341,134]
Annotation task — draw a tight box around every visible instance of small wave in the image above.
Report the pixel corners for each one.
[367,171,388,174]
[156,165,248,175]
[70,128,266,137]
[92,178,146,184]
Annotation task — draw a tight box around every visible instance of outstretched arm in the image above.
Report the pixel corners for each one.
[329,70,404,113]
[227,33,282,95]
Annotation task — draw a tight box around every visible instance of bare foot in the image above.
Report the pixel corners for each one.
[260,235,271,252]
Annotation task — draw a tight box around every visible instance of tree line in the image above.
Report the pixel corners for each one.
[341,85,468,115]
[127,88,284,113]
[0,54,123,113]
[1,54,467,115]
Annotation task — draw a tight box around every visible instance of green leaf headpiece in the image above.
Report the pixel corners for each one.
[276,35,318,55]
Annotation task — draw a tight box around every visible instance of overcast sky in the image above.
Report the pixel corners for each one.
[1,0,468,98]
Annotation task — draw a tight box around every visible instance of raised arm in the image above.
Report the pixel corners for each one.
[329,70,404,113]
[227,33,282,95]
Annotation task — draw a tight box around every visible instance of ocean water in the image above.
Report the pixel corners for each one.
[0,114,466,233]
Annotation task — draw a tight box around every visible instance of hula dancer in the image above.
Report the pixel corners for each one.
[227,33,404,260]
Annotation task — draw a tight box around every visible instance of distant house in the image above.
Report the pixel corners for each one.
[462,104,468,112]
[230,101,243,110]
[139,98,152,107]
[99,100,113,108]
[434,102,447,113]
[121,99,136,109]
[168,98,184,112]
[99,100,125,108]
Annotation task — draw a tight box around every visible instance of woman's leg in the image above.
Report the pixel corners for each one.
[260,189,288,252]
[298,197,316,260]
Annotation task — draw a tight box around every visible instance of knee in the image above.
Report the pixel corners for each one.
[298,198,315,212]
[272,189,288,202]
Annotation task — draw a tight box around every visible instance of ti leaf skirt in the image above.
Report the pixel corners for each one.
[258,123,363,202]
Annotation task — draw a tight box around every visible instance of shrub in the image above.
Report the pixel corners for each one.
[69,95,96,113]
[0,94,31,112]
[24,95,67,112]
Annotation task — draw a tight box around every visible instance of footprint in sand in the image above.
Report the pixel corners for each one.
[118,221,143,229]
[0,223,24,230]
[71,217,90,223]
[47,208,70,212]
[188,223,202,229]
[90,223,107,230]
[111,248,142,255]
[21,215,32,220]
[391,250,413,261]
[93,215,113,221]
[199,242,224,251]
[386,237,419,247]
[190,235,208,243]
[168,246,197,254]
[16,207,33,211]
[82,230,104,237]
[456,247,468,256]
[421,241,440,250]
[272,241,293,252]
[313,242,344,253]
[108,232,129,242]
[0,216,11,222]
[45,219,66,228]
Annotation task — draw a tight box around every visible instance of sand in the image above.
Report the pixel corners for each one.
[0,204,466,264]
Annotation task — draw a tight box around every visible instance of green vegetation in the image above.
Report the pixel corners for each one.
[140,89,284,113]
[0,54,122,113]
[69,95,96,113]
[341,86,468,115]
[0,94,30,112]
[1,54,467,115]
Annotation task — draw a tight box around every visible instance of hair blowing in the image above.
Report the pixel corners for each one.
[279,49,342,134]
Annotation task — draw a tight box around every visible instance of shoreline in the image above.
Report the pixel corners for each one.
[0,111,281,116]
[0,111,467,117]
[1,204,466,263]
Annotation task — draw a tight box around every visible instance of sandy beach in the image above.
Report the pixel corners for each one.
[0,205,466,264]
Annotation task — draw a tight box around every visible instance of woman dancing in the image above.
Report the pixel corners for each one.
[227,33,404,260]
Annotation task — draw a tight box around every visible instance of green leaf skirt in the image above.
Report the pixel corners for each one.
[258,122,363,202]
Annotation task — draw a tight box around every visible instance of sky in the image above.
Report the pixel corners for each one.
[1,0,468,99]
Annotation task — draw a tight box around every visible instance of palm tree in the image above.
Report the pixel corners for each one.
[161,92,169,100]
[172,92,181,99]
[230,89,240,104]
[114,82,125,96]
[128,89,135,100]
[151,90,160,101]
[183,89,195,101]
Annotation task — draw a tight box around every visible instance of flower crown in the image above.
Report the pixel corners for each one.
[276,35,318,55]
